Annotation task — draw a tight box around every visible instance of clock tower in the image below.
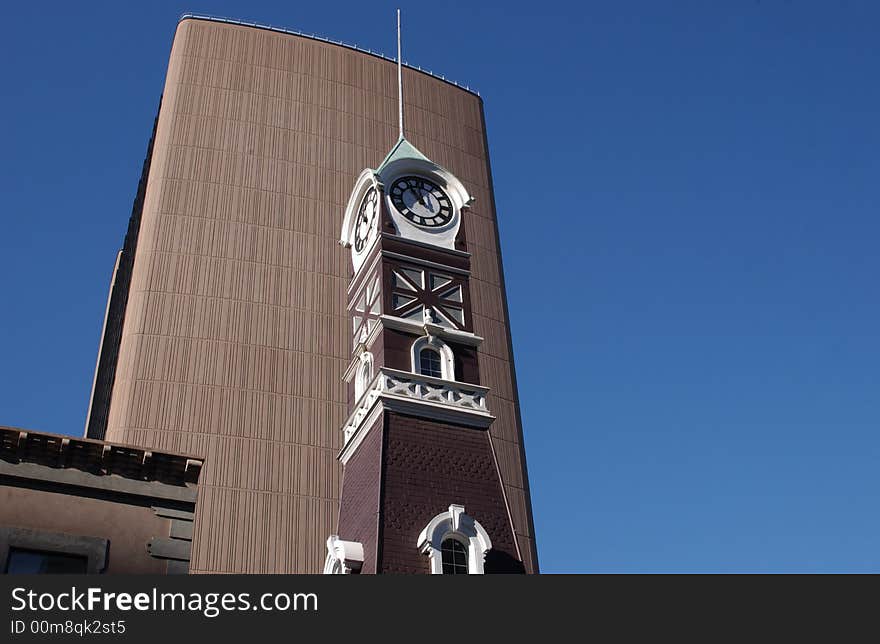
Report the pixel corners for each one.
[325,134,525,574]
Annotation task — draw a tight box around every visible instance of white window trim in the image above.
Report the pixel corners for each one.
[323,535,364,574]
[354,351,374,402]
[411,335,455,381]
[417,504,492,575]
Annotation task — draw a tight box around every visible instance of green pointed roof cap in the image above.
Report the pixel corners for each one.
[376,136,432,173]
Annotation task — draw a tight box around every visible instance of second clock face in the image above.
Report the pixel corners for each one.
[354,187,378,253]
[389,176,454,228]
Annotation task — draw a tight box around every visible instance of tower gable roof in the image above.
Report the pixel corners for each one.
[377,137,432,173]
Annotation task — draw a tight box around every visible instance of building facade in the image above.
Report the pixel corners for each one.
[1,426,201,574]
[86,16,537,574]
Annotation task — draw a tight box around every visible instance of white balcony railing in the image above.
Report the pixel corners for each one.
[342,368,492,444]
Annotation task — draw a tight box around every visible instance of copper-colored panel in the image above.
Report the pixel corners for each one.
[103,17,537,573]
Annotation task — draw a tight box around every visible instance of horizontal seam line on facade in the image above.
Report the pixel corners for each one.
[168,54,482,124]
[129,286,349,310]
[117,321,522,363]
[133,247,504,302]
[153,175,497,220]
[112,376,347,400]
[131,293,351,322]
[157,122,491,185]
[164,105,489,165]
[135,246,349,277]
[127,288,346,310]
[139,233,347,268]
[173,45,478,102]
[120,330,349,358]
[110,426,342,451]
[153,173,503,228]
[149,171,505,227]
[131,245,502,289]
[152,209,344,243]
[197,484,340,502]
[151,164,495,212]
[153,159,368,185]
[491,436,524,447]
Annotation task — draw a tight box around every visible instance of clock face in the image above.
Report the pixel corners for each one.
[389,176,454,228]
[354,187,379,253]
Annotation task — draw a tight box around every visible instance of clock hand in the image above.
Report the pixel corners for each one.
[423,190,434,213]
[414,186,433,211]
[410,188,426,208]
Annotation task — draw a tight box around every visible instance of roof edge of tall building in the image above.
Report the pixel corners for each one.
[178,13,483,100]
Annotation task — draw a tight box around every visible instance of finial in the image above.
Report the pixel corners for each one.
[397,9,404,140]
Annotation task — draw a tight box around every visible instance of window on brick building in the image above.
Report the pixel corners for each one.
[5,548,88,574]
[417,504,492,574]
[411,336,454,380]
[419,348,443,378]
[440,538,468,574]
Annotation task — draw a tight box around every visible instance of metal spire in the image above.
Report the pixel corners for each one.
[397,9,404,139]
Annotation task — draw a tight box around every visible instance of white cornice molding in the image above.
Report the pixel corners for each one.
[346,247,383,297]
[381,249,471,277]
[342,354,361,383]
[342,321,383,382]
[380,396,494,428]
[339,395,384,465]
[380,314,483,347]
[364,315,384,348]
[381,234,471,259]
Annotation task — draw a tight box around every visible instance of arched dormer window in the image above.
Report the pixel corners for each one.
[411,336,454,381]
[417,504,492,575]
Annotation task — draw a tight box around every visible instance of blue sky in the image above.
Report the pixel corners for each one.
[1,1,878,573]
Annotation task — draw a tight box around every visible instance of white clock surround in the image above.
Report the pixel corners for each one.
[340,168,383,273]
[339,139,473,271]
[377,152,471,251]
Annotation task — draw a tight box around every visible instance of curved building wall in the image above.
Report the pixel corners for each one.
[104,17,537,573]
